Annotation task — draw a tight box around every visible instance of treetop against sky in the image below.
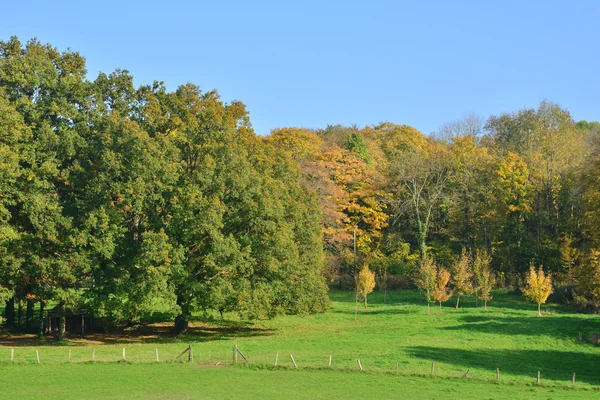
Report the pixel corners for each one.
[2,0,598,135]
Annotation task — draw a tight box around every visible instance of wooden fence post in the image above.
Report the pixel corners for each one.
[92,348,96,362]
[536,371,540,385]
[328,355,332,367]
[274,351,279,367]
[357,359,363,371]
[188,345,193,363]
[155,348,159,362]
[234,345,238,363]
[496,368,499,382]
[122,348,126,361]
[68,349,71,362]
[290,354,298,368]
[572,373,576,385]
[35,350,40,364]
[10,348,14,362]
[431,361,435,376]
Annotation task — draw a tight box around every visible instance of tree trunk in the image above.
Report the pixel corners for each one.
[364,294,367,310]
[456,296,460,309]
[484,300,487,311]
[174,294,191,334]
[38,301,46,339]
[416,216,427,259]
[17,299,23,331]
[537,303,541,317]
[58,301,66,341]
[26,299,35,333]
[439,301,442,311]
[5,297,15,330]
[427,302,430,315]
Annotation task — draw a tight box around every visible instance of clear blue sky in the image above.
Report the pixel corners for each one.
[3,1,599,135]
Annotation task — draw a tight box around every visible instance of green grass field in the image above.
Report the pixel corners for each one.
[1,290,599,399]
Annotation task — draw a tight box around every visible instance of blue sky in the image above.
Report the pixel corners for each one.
[3,1,599,135]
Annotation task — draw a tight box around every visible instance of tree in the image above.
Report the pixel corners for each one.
[452,248,474,308]
[473,249,495,310]
[572,250,600,312]
[522,264,553,316]
[432,268,453,311]
[356,264,376,309]
[388,136,453,259]
[414,257,437,314]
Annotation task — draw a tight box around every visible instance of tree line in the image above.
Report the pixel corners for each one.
[266,104,600,313]
[2,37,600,338]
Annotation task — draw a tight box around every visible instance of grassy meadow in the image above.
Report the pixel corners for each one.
[1,290,600,399]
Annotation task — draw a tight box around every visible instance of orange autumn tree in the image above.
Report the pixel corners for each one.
[432,268,453,311]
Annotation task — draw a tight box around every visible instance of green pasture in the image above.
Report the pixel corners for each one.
[1,290,599,399]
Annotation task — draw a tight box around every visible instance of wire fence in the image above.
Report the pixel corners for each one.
[2,344,600,391]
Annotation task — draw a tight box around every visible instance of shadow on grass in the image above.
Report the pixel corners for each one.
[0,322,275,346]
[406,345,600,385]
[444,314,599,341]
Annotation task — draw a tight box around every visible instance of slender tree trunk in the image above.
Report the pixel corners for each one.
[427,302,430,315]
[17,299,23,331]
[456,296,460,309]
[416,216,427,259]
[26,299,34,333]
[364,295,367,310]
[58,301,66,341]
[537,303,541,317]
[5,297,15,330]
[484,300,487,311]
[439,301,442,311]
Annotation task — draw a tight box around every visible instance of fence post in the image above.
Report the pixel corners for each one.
[431,361,435,376]
[274,352,279,367]
[122,348,126,361]
[328,355,332,367]
[395,361,399,375]
[68,349,71,362]
[35,350,40,364]
[290,354,298,368]
[496,368,499,382]
[234,345,238,363]
[10,348,14,362]
[357,359,363,371]
[155,348,159,362]
[92,348,96,362]
[188,345,193,363]
[536,371,540,385]
[572,373,576,385]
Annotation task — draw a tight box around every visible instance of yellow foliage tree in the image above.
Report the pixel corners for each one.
[432,268,453,311]
[357,264,376,309]
[452,248,474,309]
[414,257,437,314]
[522,264,553,316]
[473,249,495,310]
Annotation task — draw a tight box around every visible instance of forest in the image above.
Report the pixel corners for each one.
[1,37,600,340]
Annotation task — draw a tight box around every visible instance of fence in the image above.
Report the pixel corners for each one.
[3,344,599,390]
